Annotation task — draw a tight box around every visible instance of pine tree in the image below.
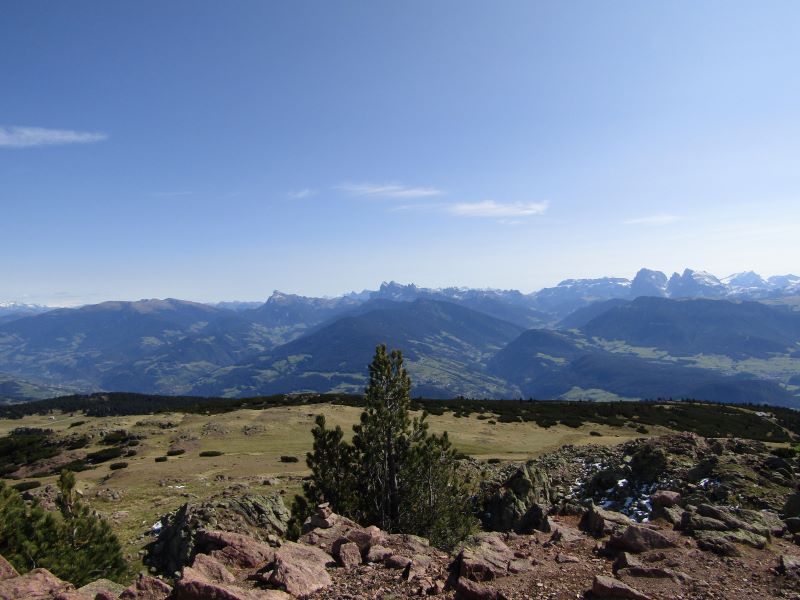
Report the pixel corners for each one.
[303,344,476,549]
[0,473,126,586]
[304,414,358,516]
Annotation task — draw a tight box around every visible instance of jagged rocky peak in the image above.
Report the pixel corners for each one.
[666,268,726,298]
[373,281,422,301]
[630,268,668,298]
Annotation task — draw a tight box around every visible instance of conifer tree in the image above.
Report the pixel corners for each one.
[0,473,126,587]
[304,344,475,548]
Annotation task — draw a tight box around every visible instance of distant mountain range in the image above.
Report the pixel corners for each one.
[1,267,799,406]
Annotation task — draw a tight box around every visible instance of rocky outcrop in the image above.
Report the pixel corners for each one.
[481,462,552,533]
[173,566,289,600]
[457,533,532,581]
[195,531,276,569]
[0,568,72,600]
[145,491,289,576]
[262,542,334,597]
[579,503,631,537]
[119,574,172,599]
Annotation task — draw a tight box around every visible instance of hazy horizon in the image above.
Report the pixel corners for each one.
[3,266,798,307]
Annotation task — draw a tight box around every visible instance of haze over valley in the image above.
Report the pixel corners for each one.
[2,267,799,406]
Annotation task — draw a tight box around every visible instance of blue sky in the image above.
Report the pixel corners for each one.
[2,1,800,305]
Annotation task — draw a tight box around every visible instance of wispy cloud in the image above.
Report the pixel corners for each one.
[624,213,684,226]
[336,182,445,199]
[288,188,316,199]
[0,126,108,148]
[447,200,549,218]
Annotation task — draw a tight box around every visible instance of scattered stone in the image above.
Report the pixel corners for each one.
[607,524,675,554]
[613,551,643,572]
[365,545,392,563]
[651,490,681,508]
[458,533,521,581]
[580,503,631,538]
[779,554,800,577]
[385,554,412,570]
[336,542,362,569]
[591,575,651,600]
[454,576,500,600]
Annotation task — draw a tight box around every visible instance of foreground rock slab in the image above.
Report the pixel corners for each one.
[591,575,652,600]
[0,568,72,600]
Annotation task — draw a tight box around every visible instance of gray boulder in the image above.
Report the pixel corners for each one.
[481,462,552,533]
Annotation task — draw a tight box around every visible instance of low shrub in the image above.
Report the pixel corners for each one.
[109,462,128,470]
[154,456,167,462]
[280,455,299,463]
[11,480,41,492]
[86,447,124,464]
[166,449,186,456]
[199,450,223,457]
[589,430,602,437]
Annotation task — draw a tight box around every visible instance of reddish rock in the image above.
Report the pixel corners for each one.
[54,592,95,600]
[174,566,290,600]
[608,525,676,554]
[191,553,235,584]
[120,573,173,600]
[0,568,72,600]
[454,577,500,600]
[458,533,521,582]
[779,553,800,576]
[267,541,333,597]
[0,556,18,581]
[613,551,643,573]
[385,554,412,570]
[365,544,392,563]
[650,490,681,508]
[335,542,362,569]
[547,524,583,547]
[591,575,651,600]
[346,525,385,552]
[299,513,362,554]
[197,530,276,569]
[580,504,632,538]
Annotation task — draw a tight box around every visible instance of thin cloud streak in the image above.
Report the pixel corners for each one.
[288,188,316,199]
[0,126,108,148]
[447,200,549,218]
[624,213,684,226]
[336,182,445,198]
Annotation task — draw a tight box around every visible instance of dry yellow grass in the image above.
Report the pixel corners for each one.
[0,403,673,564]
